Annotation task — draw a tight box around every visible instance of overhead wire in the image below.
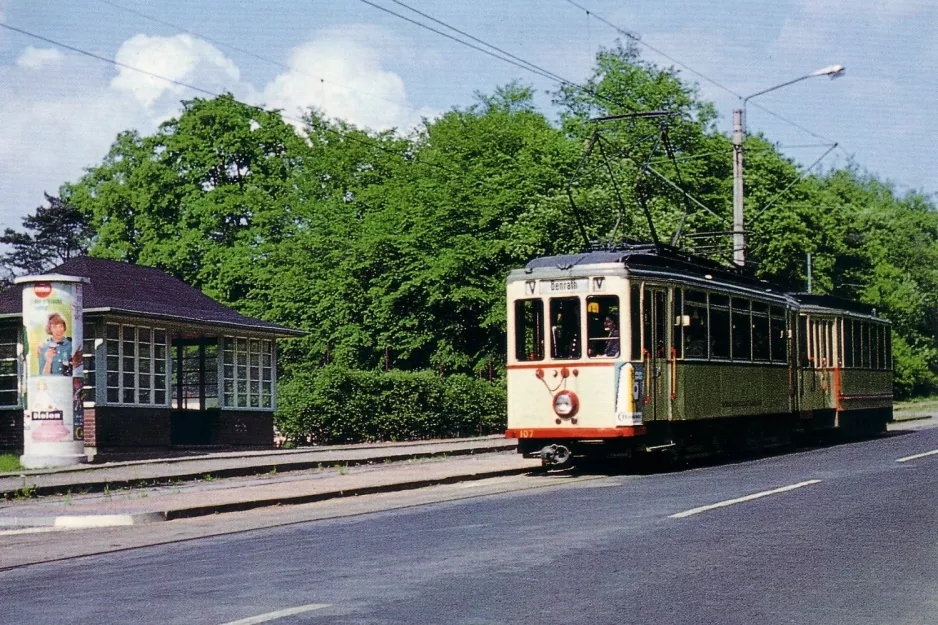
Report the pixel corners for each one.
[563,0,843,152]
[0,21,461,175]
[358,0,643,114]
[562,0,743,100]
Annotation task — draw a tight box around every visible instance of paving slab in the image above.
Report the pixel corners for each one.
[0,451,540,530]
[0,436,517,498]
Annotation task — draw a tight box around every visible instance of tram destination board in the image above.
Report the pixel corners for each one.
[540,278,587,294]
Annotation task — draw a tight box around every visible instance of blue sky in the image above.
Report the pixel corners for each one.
[0,0,935,230]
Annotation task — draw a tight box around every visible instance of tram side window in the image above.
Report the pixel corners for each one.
[751,302,770,361]
[709,294,731,359]
[843,319,854,368]
[550,298,581,360]
[684,289,708,358]
[673,288,684,359]
[630,286,642,360]
[885,326,892,370]
[514,299,544,361]
[871,324,880,370]
[732,298,752,361]
[799,316,809,367]
[587,295,620,358]
[863,321,873,369]
[770,307,787,363]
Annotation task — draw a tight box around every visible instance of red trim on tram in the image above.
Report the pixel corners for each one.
[505,426,646,439]
[506,362,618,370]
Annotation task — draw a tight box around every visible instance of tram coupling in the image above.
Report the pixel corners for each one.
[537,444,572,467]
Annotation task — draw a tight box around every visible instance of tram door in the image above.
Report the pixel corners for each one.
[642,287,671,421]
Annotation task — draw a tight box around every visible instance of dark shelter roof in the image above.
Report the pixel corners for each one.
[0,257,303,336]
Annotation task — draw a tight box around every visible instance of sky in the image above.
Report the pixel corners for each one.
[0,0,935,231]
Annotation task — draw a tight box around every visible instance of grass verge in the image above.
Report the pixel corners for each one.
[0,453,23,473]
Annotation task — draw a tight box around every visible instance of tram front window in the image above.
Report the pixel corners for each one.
[550,298,581,359]
[514,299,544,361]
[587,295,620,358]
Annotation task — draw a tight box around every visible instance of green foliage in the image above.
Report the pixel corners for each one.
[0,454,23,473]
[275,366,505,445]
[26,43,938,402]
[0,192,94,282]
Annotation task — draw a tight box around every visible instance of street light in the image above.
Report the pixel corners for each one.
[731,64,845,267]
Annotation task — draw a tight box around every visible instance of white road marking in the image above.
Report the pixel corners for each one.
[217,604,331,625]
[670,480,822,519]
[896,449,938,463]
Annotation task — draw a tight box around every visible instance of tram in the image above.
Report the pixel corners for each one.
[504,243,893,465]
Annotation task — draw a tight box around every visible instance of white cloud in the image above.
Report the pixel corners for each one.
[262,26,438,132]
[0,28,438,230]
[15,46,64,70]
[111,34,242,107]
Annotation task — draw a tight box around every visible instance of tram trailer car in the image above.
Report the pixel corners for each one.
[504,245,893,465]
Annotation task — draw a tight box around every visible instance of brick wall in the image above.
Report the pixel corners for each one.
[83,407,96,447]
[214,411,273,447]
[0,408,23,454]
[92,406,172,447]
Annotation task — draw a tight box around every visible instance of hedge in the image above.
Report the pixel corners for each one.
[275,366,507,445]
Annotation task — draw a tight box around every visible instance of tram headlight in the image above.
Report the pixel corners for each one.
[553,390,579,418]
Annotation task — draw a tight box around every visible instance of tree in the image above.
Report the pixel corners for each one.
[0,192,94,279]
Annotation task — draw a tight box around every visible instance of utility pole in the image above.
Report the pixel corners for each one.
[732,108,745,267]
[730,65,845,268]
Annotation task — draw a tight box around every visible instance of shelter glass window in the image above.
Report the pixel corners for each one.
[0,326,18,408]
[630,286,642,360]
[684,290,708,359]
[770,307,787,363]
[82,323,96,408]
[223,337,274,408]
[106,323,169,406]
[751,302,769,361]
[587,296,620,358]
[549,298,581,360]
[709,294,730,359]
[732,298,752,361]
[513,299,544,362]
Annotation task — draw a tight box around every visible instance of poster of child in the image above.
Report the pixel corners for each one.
[36,312,82,376]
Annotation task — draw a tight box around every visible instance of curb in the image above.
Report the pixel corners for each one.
[0,444,517,499]
[0,465,536,529]
[163,465,536,520]
[0,512,164,530]
[891,414,934,423]
[3,436,509,478]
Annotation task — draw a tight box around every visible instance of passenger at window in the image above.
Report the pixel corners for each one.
[602,316,620,357]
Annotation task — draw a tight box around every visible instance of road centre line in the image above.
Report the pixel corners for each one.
[670,480,822,519]
[217,604,331,625]
[896,449,938,463]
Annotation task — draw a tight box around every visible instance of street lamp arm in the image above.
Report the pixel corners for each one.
[730,63,845,268]
[743,65,846,104]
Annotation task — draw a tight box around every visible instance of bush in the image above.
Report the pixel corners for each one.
[275,366,506,445]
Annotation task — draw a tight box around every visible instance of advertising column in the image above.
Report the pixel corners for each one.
[16,275,89,469]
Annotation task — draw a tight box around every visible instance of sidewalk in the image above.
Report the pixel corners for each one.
[0,437,534,529]
[0,436,517,498]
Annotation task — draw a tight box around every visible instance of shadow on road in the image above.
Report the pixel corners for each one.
[540,427,918,479]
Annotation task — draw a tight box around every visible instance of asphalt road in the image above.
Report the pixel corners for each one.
[3,425,938,625]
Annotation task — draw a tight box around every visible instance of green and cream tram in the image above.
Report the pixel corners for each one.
[505,245,893,464]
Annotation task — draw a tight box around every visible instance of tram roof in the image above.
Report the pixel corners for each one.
[789,292,882,319]
[523,244,777,291]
